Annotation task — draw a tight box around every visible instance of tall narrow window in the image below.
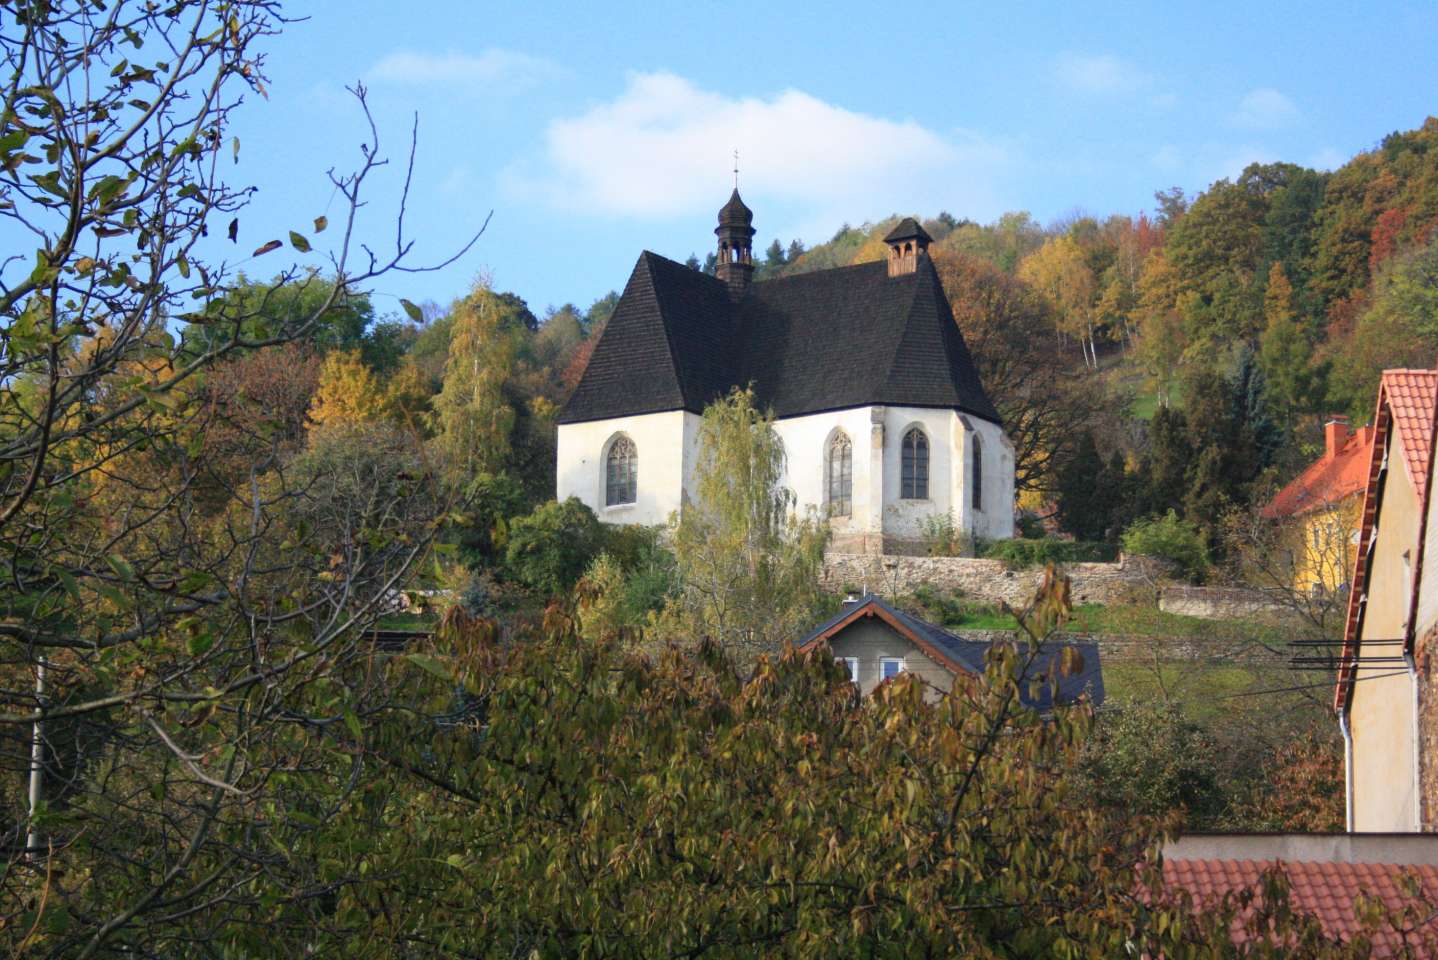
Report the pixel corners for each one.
[901,428,929,500]
[971,433,983,511]
[605,436,637,506]
[827,432,852,517]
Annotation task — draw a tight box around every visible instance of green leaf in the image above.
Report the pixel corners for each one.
[106,554,134,581]
[400,298,423,323]
[405,653,452,681]
[343,708,363,741]
[232,136,240,163]
[289,230,311,253]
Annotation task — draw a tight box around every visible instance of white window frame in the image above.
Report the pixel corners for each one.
[880,657,904,681]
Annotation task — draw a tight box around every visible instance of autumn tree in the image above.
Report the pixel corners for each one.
[1258,262,1323,426]
[0,4,479,953]
[932,251,1095,491]
[309,348,387,426]
[1018,234,1099,367]
[656,388,828,663]
[430,283,520,486]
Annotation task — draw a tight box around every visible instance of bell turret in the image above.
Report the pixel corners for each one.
[715,188,755,299]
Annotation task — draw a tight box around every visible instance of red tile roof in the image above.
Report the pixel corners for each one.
[1336,370,1438,711]
[1261,426,1374,519]
[1383,370,1438,507]
[1164,857,1438,952]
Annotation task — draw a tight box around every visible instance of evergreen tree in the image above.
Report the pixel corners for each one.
[764,238,787,268]
[786,238,806,263]
[684,253,701,270]
[1054,431,1117,541]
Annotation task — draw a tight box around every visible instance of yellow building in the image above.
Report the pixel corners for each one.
[1262,418,1374,595]
[1335,369,1438,832]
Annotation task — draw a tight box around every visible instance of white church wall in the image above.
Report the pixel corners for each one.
[556,411,692,526]
[966,415,1017,541]
[880,406,960,541]
[771,407,877,534]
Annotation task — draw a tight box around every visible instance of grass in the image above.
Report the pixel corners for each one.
[1100,661,1309,722]
[375,611,437,631]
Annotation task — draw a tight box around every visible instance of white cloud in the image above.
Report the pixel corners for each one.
[1231,88,1300,129]
[1054,53,1152,96]
[503,72,1010,225]
[367,48,561,94]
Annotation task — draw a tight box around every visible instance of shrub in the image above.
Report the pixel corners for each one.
[982,538,1119,569]
[1121,510,1209,581]
[921,512,968,557]
[503,498,604,596]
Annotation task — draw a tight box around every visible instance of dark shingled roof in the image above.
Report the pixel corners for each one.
[883,217,932,244]
[798,595,1105,711]
[560,251,999,425]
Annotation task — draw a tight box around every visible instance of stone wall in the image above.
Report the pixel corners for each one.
[821,552,1170,607]
[1158,585,1291,621]
[957,629,1285,665]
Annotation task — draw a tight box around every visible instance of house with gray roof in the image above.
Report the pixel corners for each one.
[796,594,1104,707]
[556,191,1016,554]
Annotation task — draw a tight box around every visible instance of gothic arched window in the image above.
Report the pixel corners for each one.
[605,436,637,506]
[827,432,852,518]
[901,427,929,500]
[971,433,983,511]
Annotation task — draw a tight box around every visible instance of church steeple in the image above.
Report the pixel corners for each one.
[715,187,755,299]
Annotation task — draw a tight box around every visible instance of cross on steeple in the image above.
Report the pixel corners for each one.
[733,149,739,189]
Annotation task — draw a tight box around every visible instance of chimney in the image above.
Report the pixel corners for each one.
[883,217,933,277]
[1324,415,1351,460]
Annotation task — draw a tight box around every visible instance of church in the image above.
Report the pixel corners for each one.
[556,189,1015,555]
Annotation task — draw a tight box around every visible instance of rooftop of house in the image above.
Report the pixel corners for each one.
[559,195,998,427]
[1162,833,1438,952]
[1260,420,1375,519]
[1336,368,1438,711]
[796,594,1104,710]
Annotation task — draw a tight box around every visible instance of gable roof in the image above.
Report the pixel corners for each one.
[1261,426,1375,519]
[559,252,1000,426]
[1336,370,1438,711]
[797,595,1104,710]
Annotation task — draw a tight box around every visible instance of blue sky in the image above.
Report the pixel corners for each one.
[223,0,1437,319]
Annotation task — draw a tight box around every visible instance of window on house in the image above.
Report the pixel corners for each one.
[605,436,637,506]
[837,657,859,683]
[971,433,983,511]
[901,428,929,500]
[880,658,904,681]
[828,432,852,518]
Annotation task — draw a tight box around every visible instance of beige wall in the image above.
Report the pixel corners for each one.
[1351,429,1420,832]
[825,618,958,701]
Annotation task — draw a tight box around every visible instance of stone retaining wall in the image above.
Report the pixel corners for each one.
[1158,585,1291,621]
[821,552,1170,607]
[956,629,1286,664]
